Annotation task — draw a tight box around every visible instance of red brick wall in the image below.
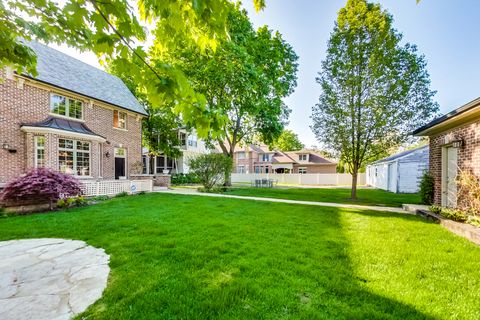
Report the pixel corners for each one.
[0,75,143,184]
[293,164,337,174]
[429,119,480,205]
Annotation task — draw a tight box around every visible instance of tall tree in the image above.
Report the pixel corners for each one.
[162,7,298,183]
[311,0,438,199]
[272,130,304,151]
[1,0,265,136]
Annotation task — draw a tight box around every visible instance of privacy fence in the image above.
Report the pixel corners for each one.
[231,173,366,186]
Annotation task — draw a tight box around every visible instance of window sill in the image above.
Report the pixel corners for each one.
[113,127,128,132]
[49,113,85,122]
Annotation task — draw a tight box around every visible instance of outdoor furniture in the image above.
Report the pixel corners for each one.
[251,178,276,188]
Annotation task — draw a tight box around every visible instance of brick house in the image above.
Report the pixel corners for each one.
[0,41,146,186]
[233,145,337,174]
[413,97,480,207]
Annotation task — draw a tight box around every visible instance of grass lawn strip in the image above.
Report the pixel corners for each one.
[0,193,478,319]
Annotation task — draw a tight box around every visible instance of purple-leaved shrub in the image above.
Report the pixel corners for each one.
[0,168,82,208]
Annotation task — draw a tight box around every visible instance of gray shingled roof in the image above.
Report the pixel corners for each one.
[24,41,146,115]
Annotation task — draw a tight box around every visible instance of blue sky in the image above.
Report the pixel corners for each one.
[53,0,480,147]
[241,0,480,147]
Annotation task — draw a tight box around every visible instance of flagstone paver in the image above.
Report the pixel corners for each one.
[0,238,110,320]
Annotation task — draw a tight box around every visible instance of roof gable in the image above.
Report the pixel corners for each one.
[24,41,146,115]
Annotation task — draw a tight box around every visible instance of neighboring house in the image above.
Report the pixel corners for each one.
[0,41,146,186]
[366,146,429,193]
[413,97,480,208]
[142,129,210,174]
[233,145,337,174]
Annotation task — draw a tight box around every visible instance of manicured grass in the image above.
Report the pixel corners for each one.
[1,193,479,319]
[221,187,421,207]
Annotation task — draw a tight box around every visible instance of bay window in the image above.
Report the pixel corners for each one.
[34,136,45,168]
[58,138,90,176]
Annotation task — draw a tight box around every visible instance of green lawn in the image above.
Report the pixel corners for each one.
[221,187,421,207]
[1,193,479,319]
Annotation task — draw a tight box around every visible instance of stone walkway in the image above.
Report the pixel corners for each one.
[0,238,110,320]
[156,188,409,214]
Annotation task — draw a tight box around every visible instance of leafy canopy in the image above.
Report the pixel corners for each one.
[272,130,304,151]
[1,0,265,136]
[311,0,438,197]
[161,7,298,156]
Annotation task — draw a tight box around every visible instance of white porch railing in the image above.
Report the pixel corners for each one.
[231,173,366,186]
[80,180,154,197]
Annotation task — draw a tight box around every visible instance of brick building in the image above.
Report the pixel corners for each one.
[232,144,337,174]
[0,41,146,186]
[413,97,480,207]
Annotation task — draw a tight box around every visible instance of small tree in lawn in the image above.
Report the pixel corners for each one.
[188,154,233,191]
[311,0,438,199]
[0,168,82,209]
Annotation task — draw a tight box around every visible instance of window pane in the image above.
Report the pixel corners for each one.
[59,150,74,174]
[59,139,74,149]
[77,141,90,151]
[113,111,119,128]
[76,151,90,176]
[69,99,83,119]
[35,136,45,168]
[51,95,67,116]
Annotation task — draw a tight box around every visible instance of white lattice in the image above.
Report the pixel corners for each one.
[81,180,153,197]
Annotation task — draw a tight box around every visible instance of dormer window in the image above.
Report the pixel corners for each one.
[113,110,127,129]
[299,154,308,161]
[262,154,271,162]
[50,94,83,120]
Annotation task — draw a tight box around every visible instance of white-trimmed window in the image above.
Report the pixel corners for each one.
[58,138,90,176]
[188,134,197,147]
[237,152,246,160]
[237,165,245,174]
[113,110,127,129]
[50,94,83,119]
[179,132,187,148]
[261,154,271,162]
[34,136,45,168]
[299,154,308,161]
[298,167,307,174]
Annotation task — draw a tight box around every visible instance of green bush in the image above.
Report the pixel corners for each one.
[171,173,200,185]
[56,196,88,209]
[92,195,109,201]
[188,154,232,191]
[441,208,468,222]
[419,171,435,205]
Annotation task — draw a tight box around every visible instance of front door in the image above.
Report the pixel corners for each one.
[442,147,458,207]
[115,157,125,179]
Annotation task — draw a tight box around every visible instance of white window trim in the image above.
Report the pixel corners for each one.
[298,167,307,174]
[34,136,45,168]
[114,147,127,158]
[237,152,246,160]
[50,93,84,121]
[58,138,91,177]
[113,110,128,130]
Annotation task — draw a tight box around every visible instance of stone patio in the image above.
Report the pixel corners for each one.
[0,238,110,320]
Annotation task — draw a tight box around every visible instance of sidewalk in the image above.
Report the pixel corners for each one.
[154,188,409,214]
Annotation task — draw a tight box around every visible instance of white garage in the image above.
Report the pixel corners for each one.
[366,146,429,193]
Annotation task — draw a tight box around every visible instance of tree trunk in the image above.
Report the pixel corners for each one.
[351,170,358,200]
[224,154,233,187]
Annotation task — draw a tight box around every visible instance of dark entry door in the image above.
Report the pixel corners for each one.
[115,157,125,179]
